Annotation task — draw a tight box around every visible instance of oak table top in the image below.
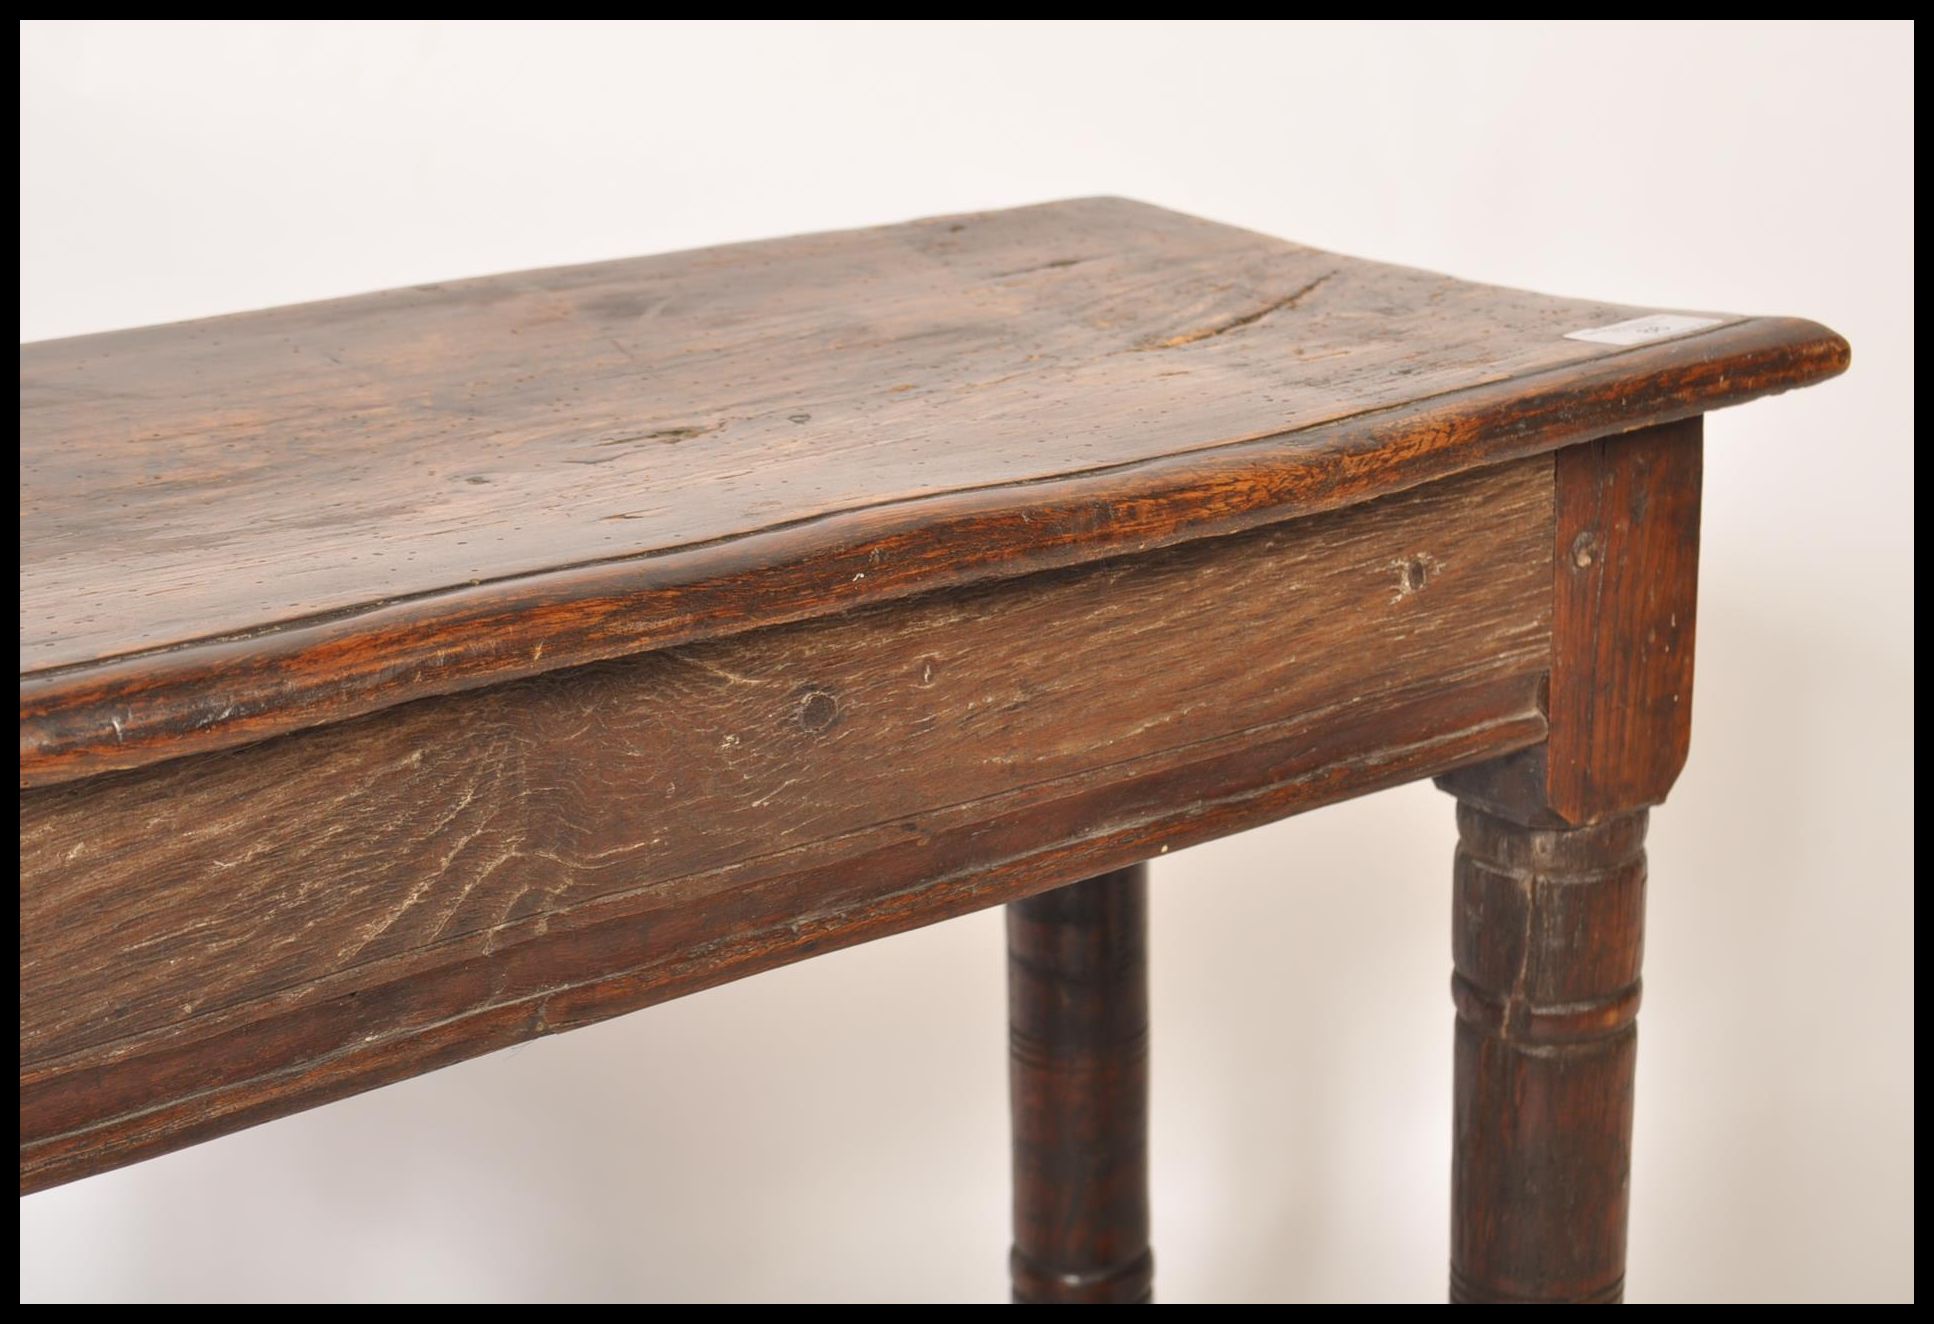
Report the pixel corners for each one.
[19,202,1847,1304]
[19,197,1844,786]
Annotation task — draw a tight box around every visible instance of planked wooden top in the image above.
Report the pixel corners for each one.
[19,197,1847,786]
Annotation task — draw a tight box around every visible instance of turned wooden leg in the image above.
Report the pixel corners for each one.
[1436,416,1704,1303]
[1446,801,1647,1303]
[1008,863,1153,1305]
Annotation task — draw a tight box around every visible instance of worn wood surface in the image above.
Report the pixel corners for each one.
[1547,420,1703,823]
[1430,420,1708,1303]
[1439,418,1704,829]
[19,198,1847,785]
[20,458,1552,1193]
[1009,865,1152,1305]
[1447,802,1648,1304]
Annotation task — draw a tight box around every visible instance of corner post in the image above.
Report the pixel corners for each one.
[1436,417,1703,1303]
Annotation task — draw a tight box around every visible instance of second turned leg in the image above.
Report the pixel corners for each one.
[1008,863,1153,1305]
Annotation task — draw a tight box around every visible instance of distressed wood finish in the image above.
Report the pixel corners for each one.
[1436,418,1709,1303]
[20,200,1847,786]
[18,198,1854,1299]
[1448,804,1647,1305]
[1008,865,1152,1305]
[1547,420,1702,823]
[21,458,1552,1193]
[1440,418,1704,830]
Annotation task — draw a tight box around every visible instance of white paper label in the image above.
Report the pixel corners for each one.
[1564,313,1724,346]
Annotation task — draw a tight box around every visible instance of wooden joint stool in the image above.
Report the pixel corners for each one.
[18,199,1847,1302]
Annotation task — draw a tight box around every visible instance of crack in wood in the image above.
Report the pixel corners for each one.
[1137,273,1335,351]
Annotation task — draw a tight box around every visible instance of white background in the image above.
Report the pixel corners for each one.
[19,20,1913,1303]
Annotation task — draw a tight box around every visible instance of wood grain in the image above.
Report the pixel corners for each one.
[1431,421,1705,1302]
[1438,418,1704,828]
[1547,420,1702,823]
[21,458,1553,1192]
[1009,866,1153,1305]
[19,198,1847,785]
[1448,802,1648,1304]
